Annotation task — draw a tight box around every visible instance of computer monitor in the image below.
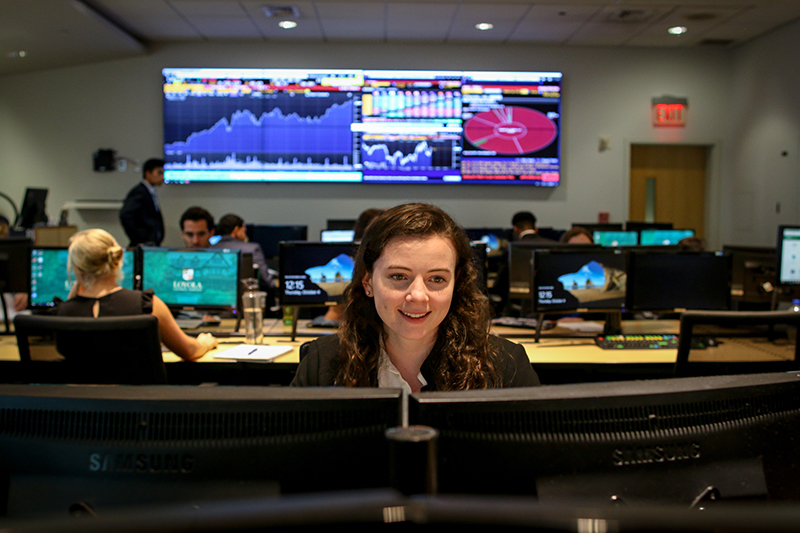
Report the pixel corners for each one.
[246,224,308,258]
[409,371,800,504]
[326,218,357,231]
[532,249,627,312]
[463,228,511,256]
[723,245,776,305]
[639,229,695,246]
[320,229,355,243]
[17,188,48,229]
[776,225,800,286]
[0,237,31,294]
[627,251,731,311]
[279,241,357,307]
[593,230,638,247]
[0,385,403,518]
[625,221,673,233]
[508,242,602,298]
[29,248,135,308]
[140,247,240,312]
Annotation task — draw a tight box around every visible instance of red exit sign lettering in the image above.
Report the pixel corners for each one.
[651,97,688,127]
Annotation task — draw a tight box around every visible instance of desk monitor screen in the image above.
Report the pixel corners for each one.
[0,385,403,518]
[639,229,694,246]
[625,221,673,233]
[246,224,308,258]
[508,242,601,297]
[463,228,511,256]
[279,241,357,306]
[627,251,731,311]
[320,229,355,243]
[18,188,48,229]
[140,247,239,311]
[593,230,638,247]
[777,226,800,286]
[0,237,31,294]
[409,371,800,503]
[533,249,627,311]
[29,248,135,308]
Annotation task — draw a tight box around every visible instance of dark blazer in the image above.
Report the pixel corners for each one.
[120,182,164,246]
[291,334,540,389]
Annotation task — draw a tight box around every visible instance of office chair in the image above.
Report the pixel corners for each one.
[674,310,800,377]
[15,314,168,384]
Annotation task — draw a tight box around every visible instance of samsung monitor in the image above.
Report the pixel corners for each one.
[639,229,695,246]
[17,188,48,229]
[29,248,135,308]
[409,371,800,504]
[246,224,308,258]
[0,237,31,294]
[140,247,240,312]
[320,229,355,243]
[593,230,638,247]
[0,385,403,518]
[279,241,357,307]
[627,251,731,311]
[533,249,627,312]
[776,225,800,286]
[162,68,562,186]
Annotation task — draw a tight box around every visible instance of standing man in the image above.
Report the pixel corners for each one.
[120,158,165,247]
[179,206,215,248]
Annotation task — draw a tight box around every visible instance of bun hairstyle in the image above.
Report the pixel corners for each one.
[67,229,124,288]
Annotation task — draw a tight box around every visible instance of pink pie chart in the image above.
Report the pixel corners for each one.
[464,106,557,155]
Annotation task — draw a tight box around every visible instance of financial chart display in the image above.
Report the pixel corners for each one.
[163,68,562,186]
[30,249,134,307]
[279,242,357,306]
[141,248,239,309]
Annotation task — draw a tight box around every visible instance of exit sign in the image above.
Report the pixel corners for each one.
[652,96,688,126]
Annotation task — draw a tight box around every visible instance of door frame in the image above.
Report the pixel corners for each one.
[623,140,723,251]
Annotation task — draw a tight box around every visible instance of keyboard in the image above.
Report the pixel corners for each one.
[595,334,716,350]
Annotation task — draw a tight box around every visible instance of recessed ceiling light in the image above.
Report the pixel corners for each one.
[668,26,688,35]
[278,20,297,29]
[475,22,494,31]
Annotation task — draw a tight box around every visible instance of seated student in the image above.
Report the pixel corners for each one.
[211,213,276,301]
[56,229,217,361]
[559,226,594,244]
[292,203,540,391]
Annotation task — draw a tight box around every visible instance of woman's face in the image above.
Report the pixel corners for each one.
[363,235,457,350]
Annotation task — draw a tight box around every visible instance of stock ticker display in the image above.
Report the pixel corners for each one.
[163,68,562,186]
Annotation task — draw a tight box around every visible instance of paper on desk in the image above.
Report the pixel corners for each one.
[556,321,605,333]
[213,344,292,361]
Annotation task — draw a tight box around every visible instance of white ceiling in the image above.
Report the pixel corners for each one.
[2,0,800,75]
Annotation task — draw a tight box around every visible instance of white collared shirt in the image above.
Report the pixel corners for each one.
[142,180,160,212]
[377,343,427,395]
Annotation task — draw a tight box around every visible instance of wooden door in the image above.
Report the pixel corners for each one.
[629,144,707,238]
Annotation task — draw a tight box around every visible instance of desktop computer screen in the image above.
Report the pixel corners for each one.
[0,237,31,294]
[533,249,627,312]
[409,371,800,504]
[320,229,355,243]
[639,229,694,246]
[29,248,135,308]
[246,224,308,258]
[140,247,239,311]
[463,228,511,256]
[593,230,638,247]
[279,242,357,307]
[777,225,800,286]
[627,251,731,311]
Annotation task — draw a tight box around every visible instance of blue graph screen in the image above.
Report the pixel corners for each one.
[163,68,562,186]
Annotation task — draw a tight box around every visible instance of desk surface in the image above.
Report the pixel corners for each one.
[3,318,795,366]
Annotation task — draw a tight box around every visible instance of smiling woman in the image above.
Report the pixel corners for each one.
[291,203,540,391]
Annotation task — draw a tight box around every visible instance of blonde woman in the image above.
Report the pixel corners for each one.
[56,229,217,361]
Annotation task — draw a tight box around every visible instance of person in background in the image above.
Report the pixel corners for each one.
[179,206,215,248]
[119,158,165,247]
[56,229,217,361]
[678,236,705,252]
[211,213,277,308]
[559,226,594,244]
[511,211,556,243]
[292,203,540,390]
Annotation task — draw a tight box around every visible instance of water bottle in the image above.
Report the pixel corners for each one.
[241,278,265,344]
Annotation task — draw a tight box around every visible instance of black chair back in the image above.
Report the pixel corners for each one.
[15,314,167,384]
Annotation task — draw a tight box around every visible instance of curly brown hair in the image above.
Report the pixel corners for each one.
[334,203,501,390]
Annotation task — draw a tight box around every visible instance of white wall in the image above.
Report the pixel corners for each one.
[0,40,740,248]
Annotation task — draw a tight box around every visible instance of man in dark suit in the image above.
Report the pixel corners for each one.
[119,158,165,247]
[210,213,277,311]
[512,211,556,243]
